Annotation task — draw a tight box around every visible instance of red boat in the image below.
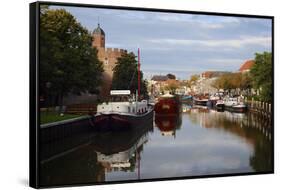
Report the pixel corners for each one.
[154,94,181,115]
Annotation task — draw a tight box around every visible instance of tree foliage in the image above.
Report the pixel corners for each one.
[111,52,148,98]
[40,8,103,106]
[190,74,200,83]
[165,79,180,94]
[250,52,272,102]
[212,72,252,91]
[185,74,200,88]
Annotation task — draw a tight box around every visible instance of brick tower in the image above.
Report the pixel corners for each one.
[92,23,127,99]
[92,23,105,48]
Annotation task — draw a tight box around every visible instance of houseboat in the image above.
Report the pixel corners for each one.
[94,90,153,131]
[94,48,153,131]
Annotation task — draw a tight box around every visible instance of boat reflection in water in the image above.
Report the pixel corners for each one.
[95,132,149,174]
[154,114,182,137]
[154,94,182,137]
[40,117,153,186]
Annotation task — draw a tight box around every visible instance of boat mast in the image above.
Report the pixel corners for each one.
[138,48,141,100]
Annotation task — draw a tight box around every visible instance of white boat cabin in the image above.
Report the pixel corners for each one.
[97,90,149,115]
[224,97,245,107]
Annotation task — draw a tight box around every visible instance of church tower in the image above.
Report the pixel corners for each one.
[92,23,105,48]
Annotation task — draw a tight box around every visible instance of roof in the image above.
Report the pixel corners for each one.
[151,75,168,81]
[93,23,105,35]
[202,71,213,78]
[239,60,255,72]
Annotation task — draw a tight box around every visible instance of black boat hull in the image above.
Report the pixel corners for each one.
[94,109,154,131]
[225,106,247,113]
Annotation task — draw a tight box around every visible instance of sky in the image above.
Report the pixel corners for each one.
[51,5,272,80]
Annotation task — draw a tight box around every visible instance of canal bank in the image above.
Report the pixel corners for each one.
[40,115,94,143]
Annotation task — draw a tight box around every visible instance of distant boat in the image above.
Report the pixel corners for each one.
[154,93,181,115]
[207,93,221,107]
[224,97,247,113]
[181,95,193,104]
[215,99,225,111]
[193,96,208,106]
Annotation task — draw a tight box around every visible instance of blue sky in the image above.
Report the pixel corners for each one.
[51,6,272,80]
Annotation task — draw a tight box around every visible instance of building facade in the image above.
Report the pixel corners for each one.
[92,23,127,98]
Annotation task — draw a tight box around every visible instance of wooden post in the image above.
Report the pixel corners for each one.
[262,102,265,116]
[265,102,269,117]
[269,103,272,122]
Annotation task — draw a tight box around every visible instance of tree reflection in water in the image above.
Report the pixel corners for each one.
[184,105,272,173]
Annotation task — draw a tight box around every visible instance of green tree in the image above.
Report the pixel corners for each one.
[165,79,180,94]
[250,52,272,102]
[40,8,103,108]
[112,52,148,98]
[190,74,200,83]
[212,72,252,93]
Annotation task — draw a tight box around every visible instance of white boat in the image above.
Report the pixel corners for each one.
[94,90,153,131]
[193,97,208,106]
[215,99,225,110]
[224,97,247,113]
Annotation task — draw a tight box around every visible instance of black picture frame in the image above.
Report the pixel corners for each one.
[30,1,274,188]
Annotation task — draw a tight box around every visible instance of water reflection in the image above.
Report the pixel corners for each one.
[40,105,272,186]
[184,105,272,173]
[154,114,182,137]
[40,119,153,186]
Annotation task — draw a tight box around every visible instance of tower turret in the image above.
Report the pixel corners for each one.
[92,23,105,48]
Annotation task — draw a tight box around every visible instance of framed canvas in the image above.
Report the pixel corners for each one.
[30,1,274,188]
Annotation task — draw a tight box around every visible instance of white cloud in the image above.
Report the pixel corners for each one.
[208,58,245,66]
[147,36,271,48]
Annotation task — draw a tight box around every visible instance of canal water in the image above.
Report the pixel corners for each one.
[40,105,273,186]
